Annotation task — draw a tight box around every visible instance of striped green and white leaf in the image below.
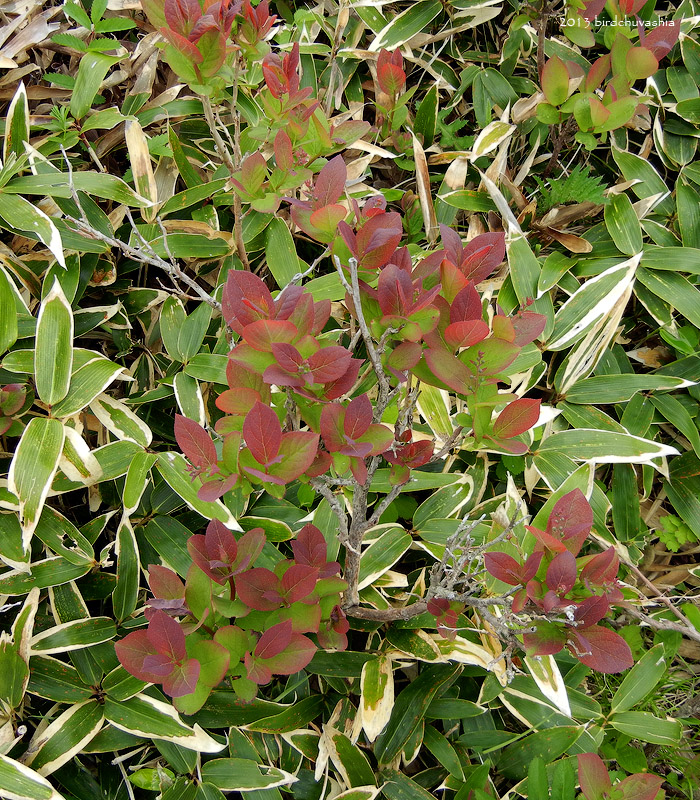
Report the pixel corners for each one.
[173,372,205,425]
[177,302,212,362]
[34,507,94,566]
[51,358,127,418]
[3,82,29,162]
[608,711,682,746]
[59,426,102,485]
[610,644,667,714]
[202,758,298,791]
[89,393,152,447]
[562,374,694,404]
[30,618,116,655]
[160,297,186,362]
[8,418,66,547]
[536,429,678,466]
[123,451,158,516]
[604,192,643,255]
[112,518,139,622]
[22,700,104,776]
[0,513,29,572]
[34,280,73,406]
[525,656,571,718]
[352,655,395,744]
[368,0,442,50]
[0,194,65,269]
[0,264,18,354]
[156,453,242,529]
[547,254,640,351]
[358,525,412,590]
[417,384,453,445]
[0,753,66,800]
[103,693,224,752]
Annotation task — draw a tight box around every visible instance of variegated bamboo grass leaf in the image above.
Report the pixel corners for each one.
[0,194,65,269]
[8,418,65,549]
[34,280,73,407]
[89,393,152,447]
[3,82,29,167]
[0,753,67,800]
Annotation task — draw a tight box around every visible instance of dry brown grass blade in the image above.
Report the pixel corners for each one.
[125,119,158,222]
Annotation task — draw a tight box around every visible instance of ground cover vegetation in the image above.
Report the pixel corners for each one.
[0,0,700,797]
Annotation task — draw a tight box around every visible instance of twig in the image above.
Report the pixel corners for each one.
[621,603,700,646]
[334,255,392,421]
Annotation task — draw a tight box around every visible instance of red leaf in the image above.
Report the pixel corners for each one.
[292,524,327,568]
[233,528,266,573]
[321,403,345,451]
[377,263,412,316]
[424,347,472,394]
[577,753,612,800]
[236,568,281,611]
[274,129,293,172]
[188,534,223,583]
[450,283,483,322]
[523,551,543,581]
[255,619,293,659]
[568,625,633,673]
[574,594,610,628]
[309,205,347,239]
[616,773,665,800]
[205,519,238,565]
[444,320,489,349]
[492,399,541,439]
[545,550,577,594]
[344,394,372,440]
[243,402,281,466]
[523,621,567,656]
[148,566,185,600]
[484,552,523,586]
[314,155,347,207]
[512,310,547,346]
[308,346,353,384]
[242,319,298,352]
[174,414,217,470]
[546,489,593,555]
[163,658,200,698]
[147,610,187,661]
[281,564,319,603]
[164,0,202,36]
[323,358,362,400]
[262,632,316,674]
[267,431,320,483]
[580,547,619,587]
[356,213,403,269]
[639,19,680,60]
[582,0,606,19]
[115,629,159,682]
[460,232,505,283]
[387,341,422,371]
[222,270,275,334]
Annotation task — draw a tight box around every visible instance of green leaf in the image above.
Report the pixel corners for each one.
[0,513,28,572]
[496,726,581,779]
[8,418,65,546]
[0,753,66,800]
[201,759,297,792]
[611,644,667,714]
[604,192,643,255]
[608,711,682,745]
[414,85,438,147]
[104,693,224,752]
[24,700,104,776]
[35,280,74,406]
[0,557,90,596]
[374,664,459,766]
[636,266,700,328]
[70,51,123,120]
[27,657,92,703]
[34,507,94,566]
[178,302,212,362]
[123,451,157,515]
[379,769,437,800]
[266,218,303,289]
[160,296,186,362]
